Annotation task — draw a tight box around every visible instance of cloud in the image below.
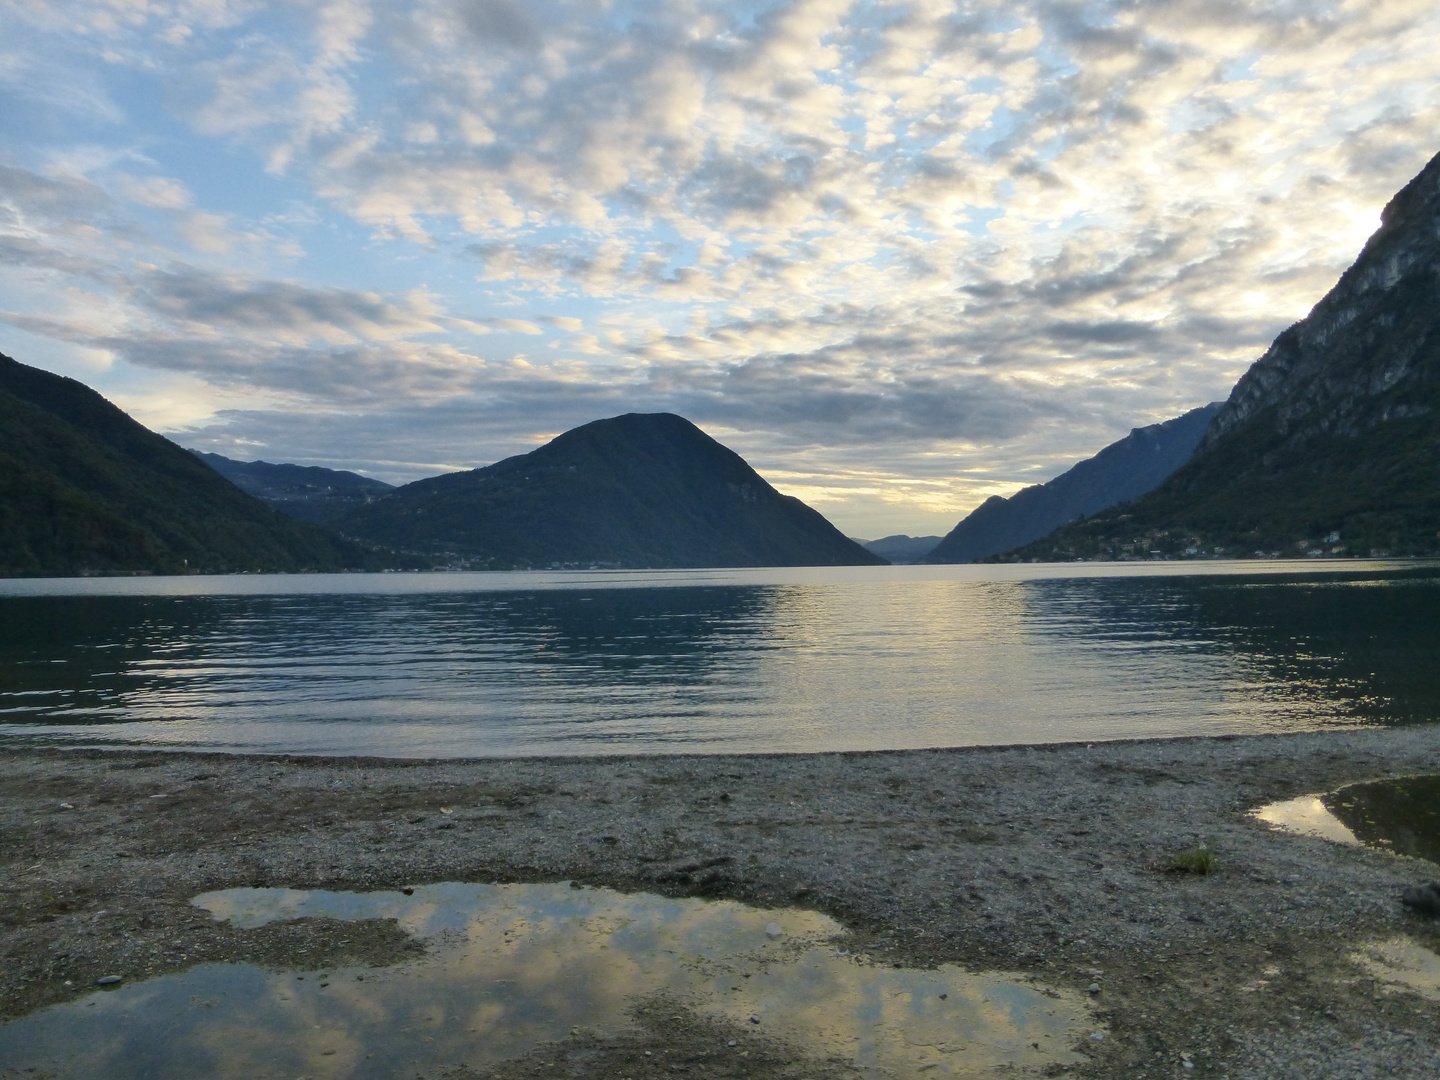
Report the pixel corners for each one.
[5,0,1440,533]
[484,317,543,335]
[117,338,490,405]
[454,0,543,51]
[0,165,112,225]
[116,174,193,210]
[135,270,452,345]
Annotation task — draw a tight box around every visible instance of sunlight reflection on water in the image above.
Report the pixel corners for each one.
[1253,774,1440,865]
[1,562,1437,756]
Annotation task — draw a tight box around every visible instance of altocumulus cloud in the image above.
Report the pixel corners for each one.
[1,0,1438,534]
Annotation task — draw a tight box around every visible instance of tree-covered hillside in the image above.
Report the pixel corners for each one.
[335,412,886,569]
[0,353,376,576]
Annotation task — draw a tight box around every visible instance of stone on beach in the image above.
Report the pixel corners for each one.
[1402,882,1440,916]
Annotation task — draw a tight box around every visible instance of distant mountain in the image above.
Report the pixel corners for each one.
[0,353,375,576]
[1004,148,1440,562]
[192,451,393,524]
[334,412,886,569]
[924,403,1221,563]
[859,534,942,563]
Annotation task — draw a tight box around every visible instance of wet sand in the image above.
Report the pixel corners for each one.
[3,726,1440,1078]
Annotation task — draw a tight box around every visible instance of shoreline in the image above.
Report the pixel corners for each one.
[4,725,1440,1078]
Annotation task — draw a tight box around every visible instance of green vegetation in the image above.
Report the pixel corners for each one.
[1001,398,1440,562]
[1171,845,1217,875]
[0,353,384,576]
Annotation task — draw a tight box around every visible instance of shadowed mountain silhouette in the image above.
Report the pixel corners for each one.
[859,534,943,563]
[334,412,886,569]
[192,451,393,525]
[0,352,374,576]
[925,403,1221,563]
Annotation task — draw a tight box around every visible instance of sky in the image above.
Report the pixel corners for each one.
[2,0,1438,539]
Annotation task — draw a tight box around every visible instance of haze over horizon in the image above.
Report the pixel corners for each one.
[3,0,1437,537]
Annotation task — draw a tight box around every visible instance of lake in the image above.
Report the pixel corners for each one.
[0,561,1436,758]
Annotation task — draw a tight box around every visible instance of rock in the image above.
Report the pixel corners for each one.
[1402,882,1440,916]
[96,975,123,986]
[1088,983,1101,994]
[765,923,783,940]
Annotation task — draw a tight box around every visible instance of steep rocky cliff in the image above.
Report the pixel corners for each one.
[1201,150,1440,454]
[1001,149,1440,561]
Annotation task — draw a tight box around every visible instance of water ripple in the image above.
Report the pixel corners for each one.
[0,563,1436,756]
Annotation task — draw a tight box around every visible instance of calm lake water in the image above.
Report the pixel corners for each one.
[0,561,1436,757]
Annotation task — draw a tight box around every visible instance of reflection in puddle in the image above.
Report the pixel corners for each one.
[0,883,1091,1078]
[1352,938,1440,1002]
[1252,795,1362,846]
[1252,774,1440,864]
[1325,775,1440,865]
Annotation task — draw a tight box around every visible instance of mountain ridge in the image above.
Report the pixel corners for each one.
[0,353,375,576]
[192,451,393,525]
[1000,148,1440,561]
[924,402,1221,563]
[858,534,943,563]
[333,412,886,569]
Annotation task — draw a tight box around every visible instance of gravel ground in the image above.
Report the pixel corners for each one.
[3,725,1440,1079]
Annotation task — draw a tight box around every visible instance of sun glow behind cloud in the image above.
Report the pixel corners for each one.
[1,0,1438,536]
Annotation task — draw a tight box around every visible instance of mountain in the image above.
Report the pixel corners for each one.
[0,353,375,576]
[333,412,886,569]
[923,403,1221,563]
[1001,149,1440,562]
[192,451,393,524]
[859,534,943,563]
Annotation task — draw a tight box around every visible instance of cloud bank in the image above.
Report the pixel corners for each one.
[2,0,1438,534]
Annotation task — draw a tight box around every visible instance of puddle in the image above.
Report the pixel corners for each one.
[1252,774,1440,863]
[1325,775,1440,864]
[1252,795,1363,846]
[0,882,1092,1078]
[1352,938,1440,1002]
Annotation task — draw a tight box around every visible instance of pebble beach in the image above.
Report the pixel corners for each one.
[4,725,1440,1078]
